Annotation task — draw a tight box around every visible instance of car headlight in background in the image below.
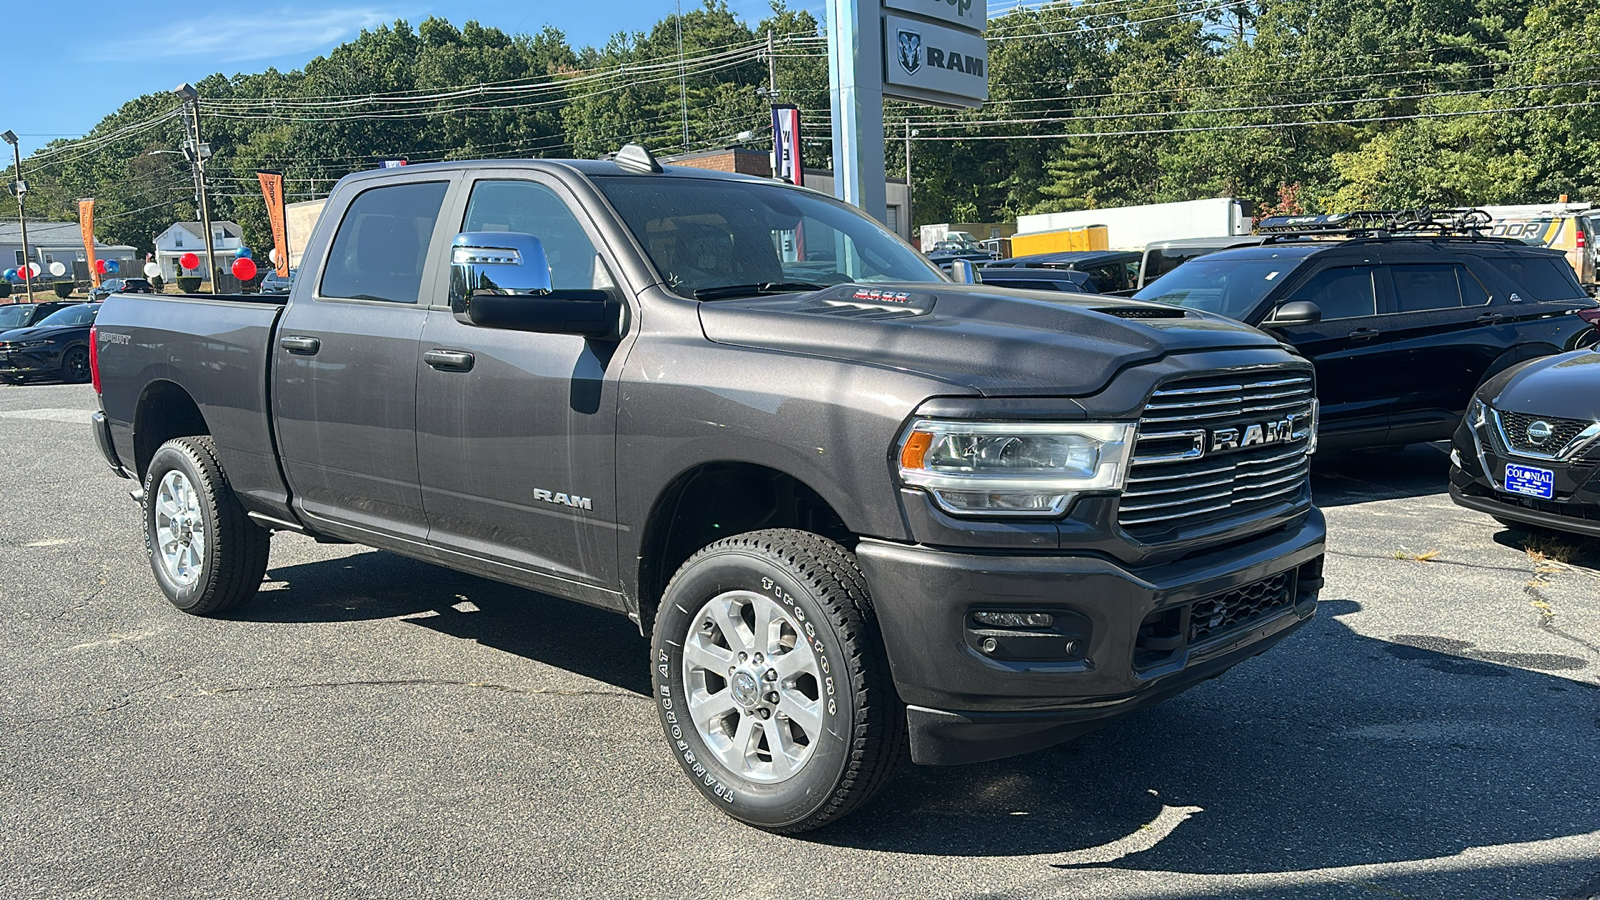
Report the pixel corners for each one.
[12,340,52,349]
[897,419,1135,516]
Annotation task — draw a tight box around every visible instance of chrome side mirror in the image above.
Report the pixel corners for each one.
[950,258,980,284]
[449,232,553,311]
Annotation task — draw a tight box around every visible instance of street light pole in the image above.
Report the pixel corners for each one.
[174,84,217,293]
[903,120,916,242]
[2,130,34,302]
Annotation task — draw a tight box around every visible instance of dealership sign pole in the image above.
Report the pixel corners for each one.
[826,0,987,224]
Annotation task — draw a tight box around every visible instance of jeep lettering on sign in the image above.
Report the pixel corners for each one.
[882,0,988,30]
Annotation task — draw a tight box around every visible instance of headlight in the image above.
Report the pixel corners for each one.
[897,419,1135,516]
[1469,396,1488,431]
[14,340,51,349]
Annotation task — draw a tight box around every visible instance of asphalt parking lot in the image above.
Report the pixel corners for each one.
[2,382,1597,900]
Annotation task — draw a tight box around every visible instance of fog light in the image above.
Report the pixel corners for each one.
[973,611,1055,628]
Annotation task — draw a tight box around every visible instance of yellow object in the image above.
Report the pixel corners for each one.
[1007,225,1110,257]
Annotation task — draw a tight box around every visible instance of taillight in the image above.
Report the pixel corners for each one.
[89,325,101,394]
[1579,229,1588,250]
[1578,308,1600,326]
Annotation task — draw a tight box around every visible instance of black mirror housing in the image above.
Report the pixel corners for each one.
[458,290,619,337]
[1264,300,1322,327]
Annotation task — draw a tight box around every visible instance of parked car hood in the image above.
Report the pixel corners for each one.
[0,323,84,343]
[697,282,1285,397]
[1484,349,1600,419]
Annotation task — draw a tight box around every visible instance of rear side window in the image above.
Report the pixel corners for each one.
[1386,264,1488,312]
[1284,266,1377,319]
[320,182,449,303]
[1479,255,1585,301]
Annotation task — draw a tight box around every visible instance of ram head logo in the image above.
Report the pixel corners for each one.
[897,29,922,75]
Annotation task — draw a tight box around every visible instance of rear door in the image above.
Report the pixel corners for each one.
[273,175,455,543]
[1374,259,1505,440]
[1262,263,1395,445]
[414,172,629,597]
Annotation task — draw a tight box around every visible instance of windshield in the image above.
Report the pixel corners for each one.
[593,176,944,297]
[37,305,97,327]
[0,306,33,328]
[1133,257,1295,320]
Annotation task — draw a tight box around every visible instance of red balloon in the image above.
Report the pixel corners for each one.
[231,258,257,281]
[95,259,108,274]
[179,253,200,271]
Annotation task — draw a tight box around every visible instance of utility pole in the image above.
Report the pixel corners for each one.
[676,1,689,152]
[903,119,915,240]
[174,84,217,294]
[766,30,778,97]
[2,130,34,302]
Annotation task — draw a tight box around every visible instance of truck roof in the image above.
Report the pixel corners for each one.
[332,157,780,188]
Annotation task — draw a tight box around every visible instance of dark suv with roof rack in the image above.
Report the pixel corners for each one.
[1133,210,1600,452]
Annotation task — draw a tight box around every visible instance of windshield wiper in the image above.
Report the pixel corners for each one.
[692,282,827,301]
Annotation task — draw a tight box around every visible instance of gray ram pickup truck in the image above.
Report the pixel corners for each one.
[91,145,1326,833]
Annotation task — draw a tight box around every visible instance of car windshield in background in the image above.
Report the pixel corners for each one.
[36,305,97,327]
[593,176,944,297]
[1133,257,1293,320]
[1480,254,1586,300]
[0,306,33,328]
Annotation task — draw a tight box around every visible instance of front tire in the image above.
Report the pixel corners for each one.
[651,529,902,833]
[143,436,270,615]
[60,346,90,383]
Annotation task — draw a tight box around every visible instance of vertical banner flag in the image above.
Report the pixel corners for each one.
[78,199,98,287]
[771,105,803,186]
[257,170,290,277]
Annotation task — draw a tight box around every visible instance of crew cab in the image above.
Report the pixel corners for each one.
[90,146,1326,833]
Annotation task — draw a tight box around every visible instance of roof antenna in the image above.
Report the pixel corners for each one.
[614,143,664,174]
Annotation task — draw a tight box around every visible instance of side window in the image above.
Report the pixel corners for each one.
[1479,255,1584,300]
[1285,266,1377,319]
[320,181,449,304]
[463,180,604,291]
[1387,264,1474,313]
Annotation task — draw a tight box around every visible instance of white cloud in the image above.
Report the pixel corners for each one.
[119,8,407,62]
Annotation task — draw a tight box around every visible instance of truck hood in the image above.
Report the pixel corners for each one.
[697,283,1285,397]
[1487,348,1600,419]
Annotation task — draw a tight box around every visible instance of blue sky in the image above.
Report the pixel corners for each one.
[3,0,821,158]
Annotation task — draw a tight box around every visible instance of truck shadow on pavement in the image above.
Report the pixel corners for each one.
[241,547,1600,892]
[809,598,1600,891]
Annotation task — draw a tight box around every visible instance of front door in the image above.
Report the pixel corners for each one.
[415,174,628,595]
[1265,263,1396,448]
[274,177,453,542]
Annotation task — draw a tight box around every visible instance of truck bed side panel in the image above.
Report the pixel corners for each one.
[95,294,292,520]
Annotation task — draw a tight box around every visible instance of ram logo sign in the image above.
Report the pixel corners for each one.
[897,29,922,75]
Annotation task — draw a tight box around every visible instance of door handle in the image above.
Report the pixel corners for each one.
[1348,327,1380,340]
[1476,313,1503,324]
[280,335,320,355]
[424,349,475,372]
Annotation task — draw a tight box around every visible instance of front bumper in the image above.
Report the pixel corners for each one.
[0,348,57,376]
[854,509,1325,765]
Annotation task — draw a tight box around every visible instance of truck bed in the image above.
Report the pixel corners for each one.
[95,291,294,522]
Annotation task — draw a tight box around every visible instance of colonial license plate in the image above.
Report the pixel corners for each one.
[1503,463,1555,499]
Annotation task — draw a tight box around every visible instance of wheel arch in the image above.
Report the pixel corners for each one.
[634,461,855,637]
[133,380,210,480]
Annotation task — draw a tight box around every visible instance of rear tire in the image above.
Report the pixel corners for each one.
[143,436,270,615]
[650,529,902,833]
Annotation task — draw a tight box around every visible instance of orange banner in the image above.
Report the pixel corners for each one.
[79,198,98,287]
[257,171,289,277]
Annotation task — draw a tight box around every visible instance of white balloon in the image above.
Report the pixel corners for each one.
[268,248,279,265]
[144,262,161,278]
[48,261,66,277]
[24,263,39,278]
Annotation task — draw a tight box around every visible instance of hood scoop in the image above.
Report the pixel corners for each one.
[1094,305,1187,319]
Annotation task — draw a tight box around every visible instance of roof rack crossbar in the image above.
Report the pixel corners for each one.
[1255,208,1492,236]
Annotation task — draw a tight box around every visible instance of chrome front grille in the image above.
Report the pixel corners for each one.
[1119,369,1315,538]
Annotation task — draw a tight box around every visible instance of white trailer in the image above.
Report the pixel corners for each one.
[1016,198,1253,250]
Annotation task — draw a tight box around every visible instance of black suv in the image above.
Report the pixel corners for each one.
[1133,211,1600,451]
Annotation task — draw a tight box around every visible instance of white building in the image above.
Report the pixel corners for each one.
[152,221,244,281]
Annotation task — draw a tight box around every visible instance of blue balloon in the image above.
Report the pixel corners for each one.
[235,247,252,259]
[2,269,13,281]
[105,259,120,273]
